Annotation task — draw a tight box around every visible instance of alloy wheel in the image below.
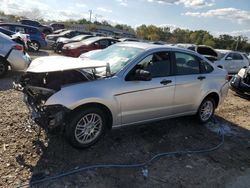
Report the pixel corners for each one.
[200,100,214,122]
[74,113,103,144]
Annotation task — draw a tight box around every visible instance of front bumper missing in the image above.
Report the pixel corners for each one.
[23,94,69,131]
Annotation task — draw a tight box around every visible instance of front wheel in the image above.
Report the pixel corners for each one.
[197,98,215,123]
[66,107,107,149]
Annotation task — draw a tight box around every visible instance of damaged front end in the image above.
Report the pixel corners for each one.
[230,67,250,99]
[13,69,92,131]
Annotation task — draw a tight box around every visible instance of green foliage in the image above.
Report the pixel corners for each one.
[136,25,250,52]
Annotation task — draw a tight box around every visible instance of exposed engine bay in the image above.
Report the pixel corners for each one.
[230,67,250,99]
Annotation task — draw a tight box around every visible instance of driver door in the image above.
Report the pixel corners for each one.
[116,51,176,125]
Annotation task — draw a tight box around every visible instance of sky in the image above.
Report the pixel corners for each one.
[0,0,250,38]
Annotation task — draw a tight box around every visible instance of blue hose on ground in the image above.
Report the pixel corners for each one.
[17,124,224,188]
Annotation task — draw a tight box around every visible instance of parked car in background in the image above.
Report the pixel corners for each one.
[176,44,219,62]
[19,19,53,34]
[119,38,139,42]
[50,23,65,31]
[242,53,250,64]
[215,49,249,74]
[0,27,30,49]
[230,67,250,99]
[52,29,67,34]
[0,23,47,52]
[46,30,91,48]
[14,42,229,148]
[0,32,31,77]
[62,37,119,57]
[54,34,93,53]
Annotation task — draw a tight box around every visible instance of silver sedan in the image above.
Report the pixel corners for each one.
[15,42,229,148]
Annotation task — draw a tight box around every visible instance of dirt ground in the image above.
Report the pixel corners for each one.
[0,50,249,188]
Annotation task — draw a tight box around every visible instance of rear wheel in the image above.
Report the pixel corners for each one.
[66,107,107,148]
[197,98,215,123]
[0,58,8,78]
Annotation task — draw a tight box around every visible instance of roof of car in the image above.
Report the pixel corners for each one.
[0,23,39,30]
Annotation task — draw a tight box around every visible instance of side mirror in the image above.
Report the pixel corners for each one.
[226,56,233,60]
[133,69,152,81]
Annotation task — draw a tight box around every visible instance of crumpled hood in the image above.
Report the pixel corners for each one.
[27,56,107,73]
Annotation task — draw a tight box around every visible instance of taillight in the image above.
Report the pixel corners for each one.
[225,74,230,81]
[14,45,23,51]
[41,33,46,40]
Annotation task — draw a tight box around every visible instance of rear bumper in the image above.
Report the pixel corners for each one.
[7,51,31,71]
[219,81,229,105]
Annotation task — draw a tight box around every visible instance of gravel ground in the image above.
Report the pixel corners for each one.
[0,50,249,188]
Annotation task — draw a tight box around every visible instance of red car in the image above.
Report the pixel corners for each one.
[61,37,119,57]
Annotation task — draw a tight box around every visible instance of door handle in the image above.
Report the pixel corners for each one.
[197,76,206,80]
[160,79,172,85]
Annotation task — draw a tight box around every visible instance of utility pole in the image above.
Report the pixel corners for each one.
[88,10,92,31]
[235,36,240,51]
[89,10,92,23]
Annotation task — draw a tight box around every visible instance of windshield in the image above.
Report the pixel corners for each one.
[86,44,144,75]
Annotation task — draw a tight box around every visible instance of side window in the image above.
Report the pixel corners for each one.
[175,52,200,75]
[99,40,109,47]
[200,59,214,73]
[13,26,25,33]
[25,28,37,34]
[137,51,171,78]
[225,53,233,60]
[109,40,117,45]
[233,53,243,60]
[0,25,10,30]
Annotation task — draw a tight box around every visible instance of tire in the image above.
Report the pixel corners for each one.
[28,41,40,52]
[197,97,215,123]
[0,58,8,78]
[66,107,107,149]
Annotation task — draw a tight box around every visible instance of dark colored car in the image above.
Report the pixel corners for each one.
[62,37,119,57]
[50,23,65,31]
[0,23,47,51]
[230,67,250,99]
[54,34,93,53]
[19,19,53,34]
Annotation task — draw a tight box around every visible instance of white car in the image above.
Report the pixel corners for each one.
[0,32,31,77]
[215,49,249,74]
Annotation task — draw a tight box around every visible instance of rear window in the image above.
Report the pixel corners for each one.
[243,54,249,60]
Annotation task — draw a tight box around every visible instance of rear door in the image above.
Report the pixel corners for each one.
[173,51,206,114]
[224,53,235,74]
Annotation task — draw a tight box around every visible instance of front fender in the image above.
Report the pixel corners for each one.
[45,78,121,125]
